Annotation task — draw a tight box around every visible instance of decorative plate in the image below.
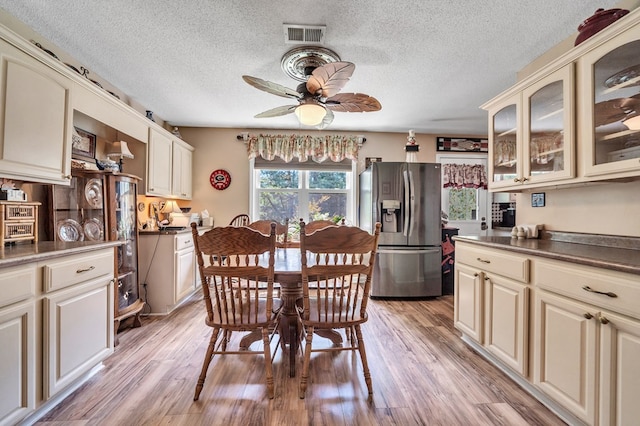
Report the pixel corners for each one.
[210,169,231,190]
[605,64,640,89]
[57,219,84,242]
[84,178,103,208]
[83,218,103,241]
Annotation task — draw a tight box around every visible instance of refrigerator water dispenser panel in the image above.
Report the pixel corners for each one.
[382,199,401,233]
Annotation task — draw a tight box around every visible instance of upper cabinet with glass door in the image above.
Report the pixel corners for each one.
[488,94,520,190]
[486,64,575,191]
[580,20,640,178]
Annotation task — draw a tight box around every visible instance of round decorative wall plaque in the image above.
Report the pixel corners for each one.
[209,169,231,190]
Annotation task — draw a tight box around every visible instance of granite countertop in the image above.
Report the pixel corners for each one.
[139,226,212,236]
[454,233,640,276]
[0,240,122,268]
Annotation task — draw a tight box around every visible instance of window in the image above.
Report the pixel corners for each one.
[250,159,356,225]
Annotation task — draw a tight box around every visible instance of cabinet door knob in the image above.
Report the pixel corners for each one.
[473,273,479,277]
[584,312,593,320]
[598,314,610,325]
[513,177,521,182]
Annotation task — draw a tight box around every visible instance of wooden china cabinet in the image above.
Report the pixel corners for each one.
[50,170,144,344]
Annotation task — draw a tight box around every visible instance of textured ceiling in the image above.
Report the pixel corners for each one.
[0,1,625,135]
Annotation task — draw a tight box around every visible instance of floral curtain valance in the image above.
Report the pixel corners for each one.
[442,163,488,189]
[246,134,361,163]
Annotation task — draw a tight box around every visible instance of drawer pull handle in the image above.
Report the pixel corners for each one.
[76,265,96,274]
[584,313,593,320]
[476,257,491,264]
[582,285,617,298]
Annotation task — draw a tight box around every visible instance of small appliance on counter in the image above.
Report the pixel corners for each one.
[169,212,200,227]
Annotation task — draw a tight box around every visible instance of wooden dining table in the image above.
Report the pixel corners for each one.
[239,247,342,377]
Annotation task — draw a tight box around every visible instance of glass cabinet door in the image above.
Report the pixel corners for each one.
[107,175,140,314]
[51,171,106,242]
[522,64,575,184]
[489,96,520,189]
[582,32,640,177]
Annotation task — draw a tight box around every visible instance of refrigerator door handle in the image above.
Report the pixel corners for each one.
[402,169,410,236]
[408,169,415,237]
[377,248,440,255]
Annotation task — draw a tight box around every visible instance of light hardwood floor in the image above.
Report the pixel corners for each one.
[35,293,565,425]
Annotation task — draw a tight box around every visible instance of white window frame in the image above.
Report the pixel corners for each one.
[249,158,357,224]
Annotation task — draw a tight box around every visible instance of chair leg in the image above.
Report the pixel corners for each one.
[299,325,314,399]
[194,327,221,401]
[261,327,275,399]
[354,325,373,396]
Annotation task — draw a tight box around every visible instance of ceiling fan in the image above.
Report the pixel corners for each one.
[242,47,381,129]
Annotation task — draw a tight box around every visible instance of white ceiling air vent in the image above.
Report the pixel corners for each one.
[283,24,326,45]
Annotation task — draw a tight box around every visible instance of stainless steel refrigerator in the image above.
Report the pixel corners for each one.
[359,162,442,297]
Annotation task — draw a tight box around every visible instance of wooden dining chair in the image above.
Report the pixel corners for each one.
[297,221,382,399]
[228,213,250,226]
[190,222,281,400]
[247,219,289,247]
[301,218,340,234]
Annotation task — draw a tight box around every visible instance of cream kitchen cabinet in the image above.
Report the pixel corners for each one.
[0,37,73,185]
[41,248,114,399]
[482,8,640,190]
[534,258,640,426]
[147,128,194,199]
[138,232,196,314]
[484,64,575,191]
[579,17,640,180]
[0,264,37,426]
[454,242,530,376]
[147,128,173,196]
[172,139,194,199]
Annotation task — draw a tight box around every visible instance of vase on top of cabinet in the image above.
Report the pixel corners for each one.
[579,19,640,178]
[484,64,576,191]
[51,170,144,344]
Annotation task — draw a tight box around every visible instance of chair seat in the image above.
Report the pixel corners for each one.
[302,304,367,327]
[206,297,280,329]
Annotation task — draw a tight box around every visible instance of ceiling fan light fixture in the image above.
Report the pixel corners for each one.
[295,103,326,126]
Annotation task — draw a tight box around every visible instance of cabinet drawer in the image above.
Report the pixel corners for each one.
[175,233,194,251]
[42,249,114,293]
[457,243,530,283]
[536,259,640,320]
[0,264,37,307]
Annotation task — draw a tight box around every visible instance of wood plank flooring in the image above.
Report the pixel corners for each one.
[35,293,565,425]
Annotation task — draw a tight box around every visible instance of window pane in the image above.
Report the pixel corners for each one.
[309,193,346,221]
[259,170,298,189]
[308,171,346,189]
[258,191,298,223]
[448,188,478,220]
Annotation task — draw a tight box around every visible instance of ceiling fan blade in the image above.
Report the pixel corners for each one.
[316,108,334,129]
[242,75,302,99]
[306,62,355,98]
[254,105,298,118]
[325,93,382,112]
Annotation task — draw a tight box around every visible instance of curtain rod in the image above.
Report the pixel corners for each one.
[236,132,366,144]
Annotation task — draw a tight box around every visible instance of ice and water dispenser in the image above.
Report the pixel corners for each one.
[381,200,400,233]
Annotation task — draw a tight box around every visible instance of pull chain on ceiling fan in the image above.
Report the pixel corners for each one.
[242,46,382,129]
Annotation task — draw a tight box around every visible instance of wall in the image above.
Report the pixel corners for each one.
[178,127,469,226]
[181,126,639,237]
[515,181,640,236]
